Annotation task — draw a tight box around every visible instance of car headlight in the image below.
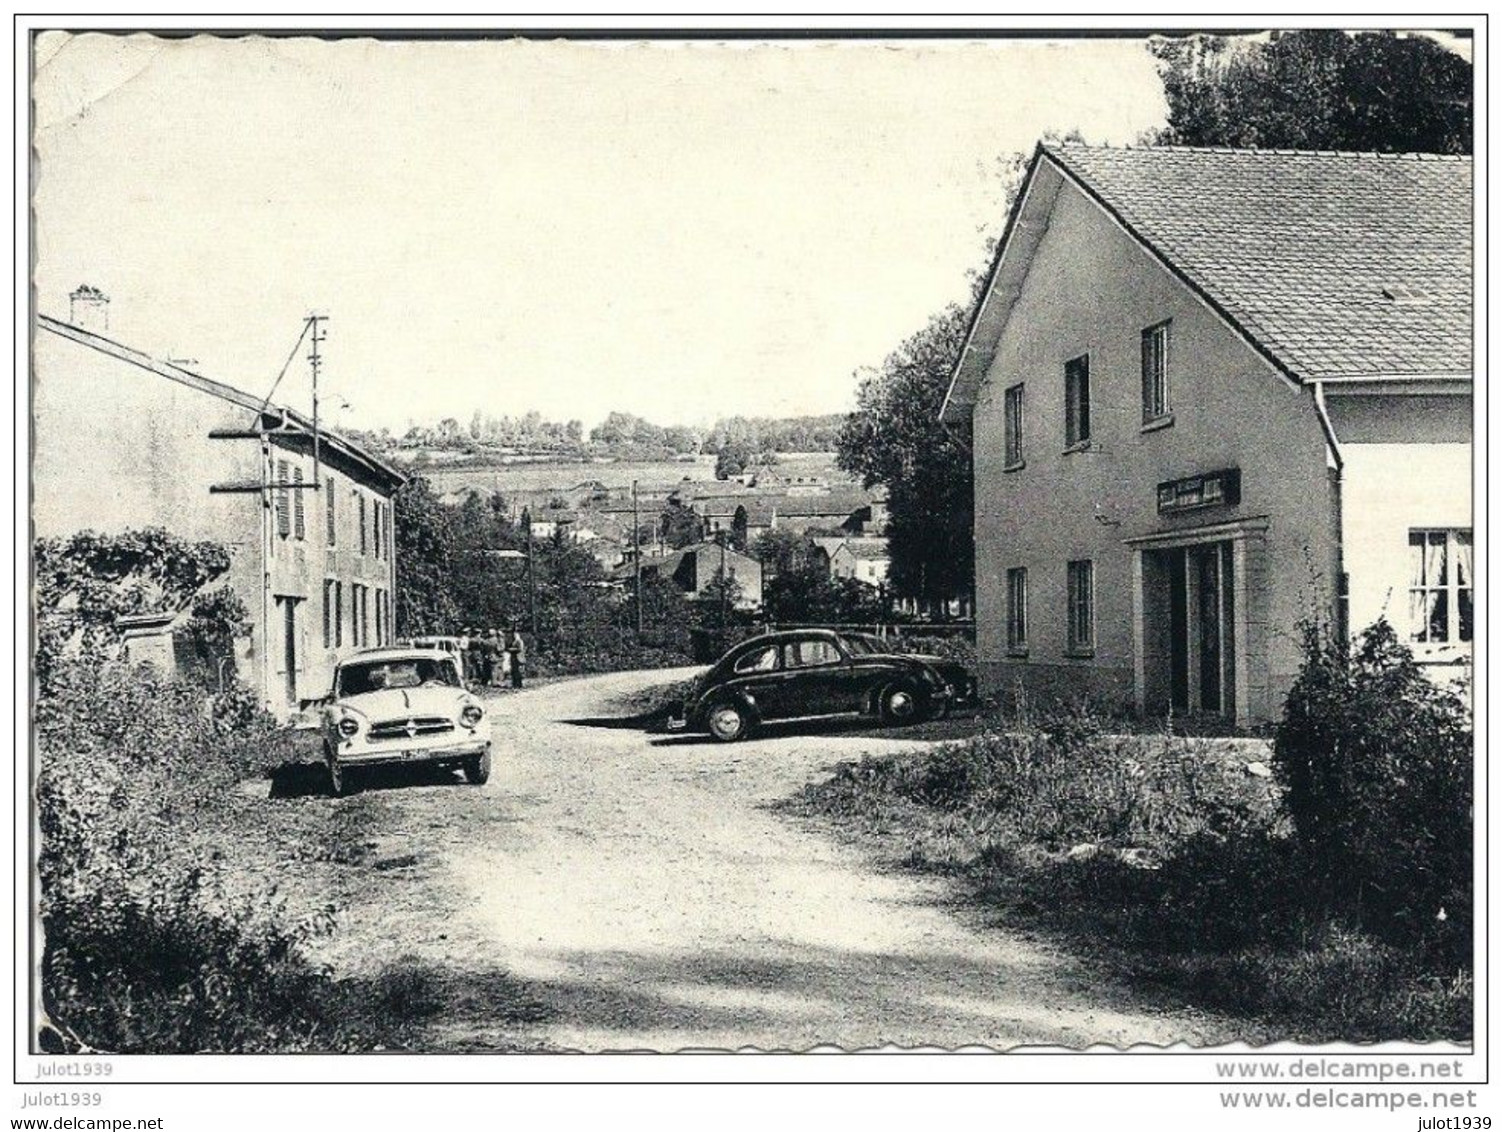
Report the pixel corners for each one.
[461,705,484,728]
[337,716,360,738]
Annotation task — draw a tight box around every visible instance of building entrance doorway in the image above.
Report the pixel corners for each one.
[1133,520,1264,724]
[1165,541,1235,715]
[275,595,302,709]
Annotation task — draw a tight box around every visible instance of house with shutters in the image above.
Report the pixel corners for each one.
[940,144,1472,724]
[34,293,405,715]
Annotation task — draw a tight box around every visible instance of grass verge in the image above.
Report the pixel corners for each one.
[788,725,1470,1044]
[36,661,542,1053]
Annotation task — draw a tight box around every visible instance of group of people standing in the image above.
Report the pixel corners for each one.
[459,628,526,689]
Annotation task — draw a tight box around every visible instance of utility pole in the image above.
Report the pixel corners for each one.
[718,531,729,641]
[524,506,538,638]
[307,315,326,488]
[633,479,643,637]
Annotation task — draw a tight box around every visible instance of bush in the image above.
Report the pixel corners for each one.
[174,585,251,689]
[814,716,1271,853]
[42,871,346,1053]
[795,625,1475,1040]
[1275,619,1471,959]
[34,528,234,696]
[35,661,379,1052]
[884,634,976,666]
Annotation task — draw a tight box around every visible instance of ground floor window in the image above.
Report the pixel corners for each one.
[1006,567,1027,652]
[1066,559,1094,654]
[351,583,368,647]
[322,579,336,649]
[1409,528,1472,646]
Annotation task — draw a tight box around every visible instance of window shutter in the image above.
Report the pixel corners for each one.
[275,459,290,538]
[293,467,306,540]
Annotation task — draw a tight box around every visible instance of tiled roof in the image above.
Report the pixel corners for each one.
[839,538,890,561]
[1044,144,1472,380]
[768,489,873,517]
[38,315,407,488]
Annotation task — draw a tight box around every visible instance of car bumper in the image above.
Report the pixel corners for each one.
[334,737,491,767]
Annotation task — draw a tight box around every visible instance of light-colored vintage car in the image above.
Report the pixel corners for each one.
[321,646,492,796]
[409,635,464,658]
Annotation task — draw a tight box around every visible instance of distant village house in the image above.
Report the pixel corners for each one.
[615,541,763,609]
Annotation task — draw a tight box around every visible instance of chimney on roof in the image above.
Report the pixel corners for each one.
[69,285,109,333]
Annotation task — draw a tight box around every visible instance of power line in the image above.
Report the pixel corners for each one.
[255,316,314,418]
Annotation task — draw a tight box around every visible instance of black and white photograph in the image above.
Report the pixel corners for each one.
[12,13,1487,1122]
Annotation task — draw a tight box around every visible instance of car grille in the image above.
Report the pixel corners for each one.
[367,716,456,742]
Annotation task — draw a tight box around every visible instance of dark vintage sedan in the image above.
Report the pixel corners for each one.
[670,629,976,742]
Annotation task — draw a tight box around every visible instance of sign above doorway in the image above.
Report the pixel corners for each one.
[1157,468,1242,516]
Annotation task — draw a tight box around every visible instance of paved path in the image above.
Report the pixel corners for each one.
[310,669,1230,1052]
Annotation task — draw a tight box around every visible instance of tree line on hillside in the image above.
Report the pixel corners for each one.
[350,410,847,467]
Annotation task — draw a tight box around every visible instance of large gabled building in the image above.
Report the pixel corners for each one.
[941,144,1472,723]
[34,299,406,714]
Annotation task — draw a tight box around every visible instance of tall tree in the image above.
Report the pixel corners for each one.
[1151,31,1471,154]
[659,500,705,549]
[836,305,974,609]
[750,528,811,579]
[392,477,460,636]
[833,134,1070,613]
[714,441,753,481]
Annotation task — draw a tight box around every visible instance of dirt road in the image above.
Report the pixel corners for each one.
[298,669,1230,1052]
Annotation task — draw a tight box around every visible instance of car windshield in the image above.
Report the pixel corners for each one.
[337,657,461,696]
[838,633,886,655]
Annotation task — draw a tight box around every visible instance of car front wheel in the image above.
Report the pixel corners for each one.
[879,683,922,726]
[463,747,492,785]
[706,702,750,743]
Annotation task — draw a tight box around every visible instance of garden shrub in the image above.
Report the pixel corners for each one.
[174,585,252,690]
[35,661,365,1052]
[799,617,1474,1040]
[35,528,234,695]
[880,634,976,665]
[1274,619,1472,959]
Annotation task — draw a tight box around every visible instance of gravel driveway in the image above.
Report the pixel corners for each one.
[303,668,1231,1052]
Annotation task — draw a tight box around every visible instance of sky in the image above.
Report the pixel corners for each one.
[32,34,1177,433]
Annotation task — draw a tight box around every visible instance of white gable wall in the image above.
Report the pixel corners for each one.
[970,177,1336,720]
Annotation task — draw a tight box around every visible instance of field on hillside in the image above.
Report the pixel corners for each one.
[411,452,853,497]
